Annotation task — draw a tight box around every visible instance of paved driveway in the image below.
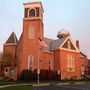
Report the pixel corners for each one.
[33,83,90,90]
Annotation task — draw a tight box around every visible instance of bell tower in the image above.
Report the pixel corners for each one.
[20,2,44,72]
[23,2,44,39]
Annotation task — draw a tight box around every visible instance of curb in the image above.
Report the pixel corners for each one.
[75,82,86,85]
[56,82,70,86]
[55,81,88,86]
[0,84,31,88]
[0,83,50,88]
[0,81,89,88]
[33,83,49,87]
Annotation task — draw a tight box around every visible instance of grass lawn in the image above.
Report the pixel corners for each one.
[0,85,34,90]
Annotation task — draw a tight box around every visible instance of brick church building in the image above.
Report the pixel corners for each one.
[2,2,87,80]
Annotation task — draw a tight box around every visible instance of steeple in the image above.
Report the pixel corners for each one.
[5,32,18,44]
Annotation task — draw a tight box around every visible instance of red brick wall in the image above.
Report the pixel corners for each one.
[79,57,86,68]
[79,56,87,75]
[8,67,18,81]
[40,51,54,70]
[3,44,17,66]
[60,49,85,80]
[53,49,60,71]
[17,34,23,74]
[17,19,44,74]
[3,44,18,80]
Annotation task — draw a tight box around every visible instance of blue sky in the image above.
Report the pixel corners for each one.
[0,0,90,58]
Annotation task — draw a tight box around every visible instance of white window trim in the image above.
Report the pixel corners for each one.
[28,55,34,70]
[28,8,36,17]
[67,40,71,49]
[10,68,15,76]
[5,67,9,72]
[60,36,80,52]
[66,55,75,72]
[49,58,52,70]
[5,67,9,76]
[28,25,35,39]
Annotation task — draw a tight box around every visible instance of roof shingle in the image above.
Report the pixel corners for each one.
[44,36,68,51]
[5,32,18,44]
[44,37,54,51]
[50,37,67,50]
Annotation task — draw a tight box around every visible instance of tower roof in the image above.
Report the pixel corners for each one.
[57,28,70,38]
[23,2,44,12]
[5,32,18,44]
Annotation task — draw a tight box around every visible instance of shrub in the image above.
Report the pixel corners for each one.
[19,69,33,81]
[19,69,61,81]
[4,76,13,81]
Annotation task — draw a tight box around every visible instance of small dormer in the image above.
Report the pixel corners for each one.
[24,2,44,20]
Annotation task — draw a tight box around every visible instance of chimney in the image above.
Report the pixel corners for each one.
[76,40,79,49]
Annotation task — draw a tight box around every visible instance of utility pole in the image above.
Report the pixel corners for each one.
[37,39,40,84]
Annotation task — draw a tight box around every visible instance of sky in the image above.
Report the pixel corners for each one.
[0,0,90,58]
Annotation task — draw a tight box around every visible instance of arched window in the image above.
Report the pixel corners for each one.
[28,55,34,70]
[28,8,36,17]
[49,58,52,70]
[67,40,71,49]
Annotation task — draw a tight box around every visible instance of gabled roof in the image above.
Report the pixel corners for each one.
[44,37,54,51]
[60,36,80,52]
[80,52,87,58]
[5,32,18,44]
[50,36,67,50]
[44,36,80,52]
